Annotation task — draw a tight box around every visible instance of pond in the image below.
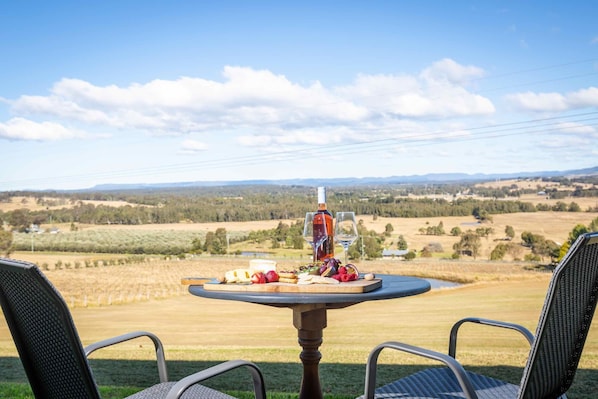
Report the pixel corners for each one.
[426,278,461,289]
[239,251,271,257]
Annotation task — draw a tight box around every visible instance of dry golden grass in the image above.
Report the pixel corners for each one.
[0,256,551,350]
[3,254,598,397]
[0,196,138,212]
[474,178,595,191]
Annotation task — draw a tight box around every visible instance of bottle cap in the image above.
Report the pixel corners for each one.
[317,186,326,203]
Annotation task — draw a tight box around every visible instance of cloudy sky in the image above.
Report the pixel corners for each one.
[1,1,597,191]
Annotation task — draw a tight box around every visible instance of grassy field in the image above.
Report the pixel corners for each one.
[2,191,598,397]
[2,256,598,398]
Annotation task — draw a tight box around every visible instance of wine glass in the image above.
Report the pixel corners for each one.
[335,212,358,263]
[303,212,328,262]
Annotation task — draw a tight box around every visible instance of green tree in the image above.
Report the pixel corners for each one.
[8,209,31,232]
[0,229,13,256]
[450,226,462,236]
[453,230,482,259]
[396,234,408,250]
[384,223,394,237]
[568,202,581,212]
[362,235,383,259]
[490,243,508,260]
[475,226,494,238]
[531,238,559,262]
[203,228,228,254]
[505,225,515,240]
[190,237,203,254]
[291,235,304,250]
[568,224,589,245]
[521,231,545,247]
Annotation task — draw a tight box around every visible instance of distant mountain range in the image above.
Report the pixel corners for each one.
[88,165,598,191]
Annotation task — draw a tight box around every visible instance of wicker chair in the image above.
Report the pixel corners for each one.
[360,231,598,399]
[0,257,266,399]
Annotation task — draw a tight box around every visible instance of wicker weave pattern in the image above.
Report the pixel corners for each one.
[125,382,237,399]
[360,232,598,399]
[359,367,519,398]
[0,260,101,399]
[520,237,598,398]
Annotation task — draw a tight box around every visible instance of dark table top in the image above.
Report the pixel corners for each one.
[188,274,431,309]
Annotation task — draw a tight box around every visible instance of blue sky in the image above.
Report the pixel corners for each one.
[1,1,597,191]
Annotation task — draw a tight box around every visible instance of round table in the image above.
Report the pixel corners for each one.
[188,274,430,399]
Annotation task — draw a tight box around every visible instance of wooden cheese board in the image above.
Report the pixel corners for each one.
[199,278,382,294]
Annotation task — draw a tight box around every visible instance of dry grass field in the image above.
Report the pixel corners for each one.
[0,196,139,212]
[2,256,598,397]
[2,189,598,397]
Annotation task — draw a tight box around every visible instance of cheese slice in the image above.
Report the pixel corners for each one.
[224,269,252,283]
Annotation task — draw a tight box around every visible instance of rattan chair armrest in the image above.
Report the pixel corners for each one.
[164,359,266,399]
[84,330,168,382]
[449,317,535,358]
[364,341,478,399]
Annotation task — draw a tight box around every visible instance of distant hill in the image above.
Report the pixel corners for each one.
[89,165,598,191]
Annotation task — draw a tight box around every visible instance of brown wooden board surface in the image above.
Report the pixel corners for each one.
[201,278,382,293]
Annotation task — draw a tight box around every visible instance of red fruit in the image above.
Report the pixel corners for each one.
[251,272,267,284]
[331,274,343,281]
[265,270,279,283]
[340,273,351,282]
[338,266,347,274]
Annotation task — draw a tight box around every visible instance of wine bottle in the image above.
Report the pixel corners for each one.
[314,186,334,261]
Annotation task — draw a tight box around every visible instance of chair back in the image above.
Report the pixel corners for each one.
[0,257,102,399]
[519,232,598,398]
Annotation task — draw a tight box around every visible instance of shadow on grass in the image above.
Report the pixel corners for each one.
[1,356,598,398]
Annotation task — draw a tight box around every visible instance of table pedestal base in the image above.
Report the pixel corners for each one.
[293,305,327,399]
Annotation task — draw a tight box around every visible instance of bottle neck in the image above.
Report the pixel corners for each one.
[318,202,327,211]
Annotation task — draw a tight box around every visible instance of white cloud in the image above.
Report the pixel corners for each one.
[420,58,486,84]
[0,117,85,141]
[567,87,598,108]
[179,139,208,154]
[505,91,568,112]
[5,60,495,144]
[335,59,494,118]
[505,86,598,112]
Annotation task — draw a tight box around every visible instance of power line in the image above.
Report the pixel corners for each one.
[3,111,596,188]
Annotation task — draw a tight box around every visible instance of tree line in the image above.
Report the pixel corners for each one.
[2,186,597,232]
